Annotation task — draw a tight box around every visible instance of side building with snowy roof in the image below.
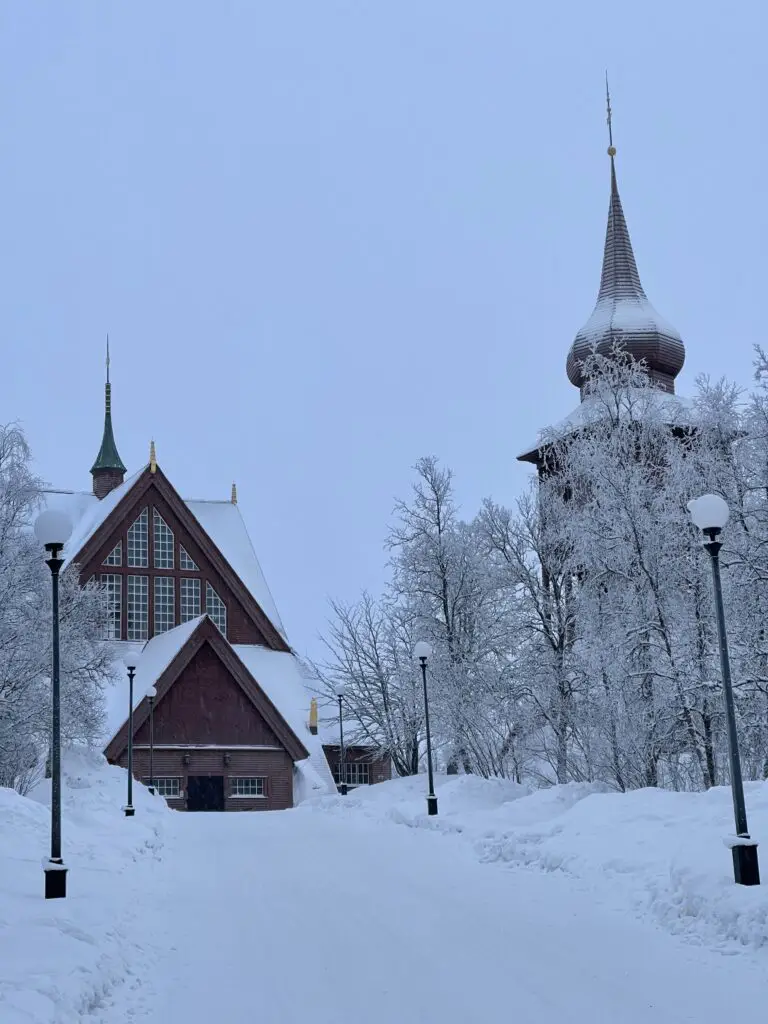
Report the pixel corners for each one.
[44,371,391,810]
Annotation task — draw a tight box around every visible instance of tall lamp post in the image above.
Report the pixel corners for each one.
[34,509,73,900]
[121,652,137,817]
[335,683,347,795]
[146,685,157,795]
[414,641,438,816]
[688,494,760,886]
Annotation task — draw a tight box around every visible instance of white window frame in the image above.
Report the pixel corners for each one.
[103,540,122,566]
[154,576,175,634]
[101,573,122,639]
[127,508,149,567]
[180,577,201,622]
[229,777,267,798]
[180,546,199,571]
[153,509,175,569]
[127,575,149,641]
[147,777,182,799]
[206,582,227,637]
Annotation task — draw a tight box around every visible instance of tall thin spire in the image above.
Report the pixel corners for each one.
[91,335,127,498]
[565,86,685,398]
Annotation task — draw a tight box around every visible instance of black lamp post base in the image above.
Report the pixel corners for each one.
[733,843,760,886]
[339,783,348,796]
[124,805,135,817]
[427,794,438,816]
[44,864,67,900]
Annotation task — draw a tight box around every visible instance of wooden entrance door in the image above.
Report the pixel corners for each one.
[187,775,225,811]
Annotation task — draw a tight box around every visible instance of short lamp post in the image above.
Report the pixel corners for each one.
[414,641,438,816]
[121,652,137,817]
[335,683,347,795]
[34,509,73,900]
[688,494,760,886]
[146,685,157,795]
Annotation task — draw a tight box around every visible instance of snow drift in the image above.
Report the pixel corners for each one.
[305,773,768,951]
[0,749,170,1024]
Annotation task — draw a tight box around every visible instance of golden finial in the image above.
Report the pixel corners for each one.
[605,72,616,157]
[149,440,157,474]
[309,697,318,734]
[231,481,237,505]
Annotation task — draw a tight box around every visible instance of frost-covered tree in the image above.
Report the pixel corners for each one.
[322,347,768,791]
[0,424,113,793]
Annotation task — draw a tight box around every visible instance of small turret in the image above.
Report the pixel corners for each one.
[91,337,127,499]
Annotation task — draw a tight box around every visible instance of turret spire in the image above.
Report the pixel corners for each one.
[91,335,127,498]
[566,87,685,398]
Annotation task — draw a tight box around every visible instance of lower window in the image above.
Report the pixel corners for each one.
[332,763,371,786]
[230,777,266,798]
[145,777,181,798]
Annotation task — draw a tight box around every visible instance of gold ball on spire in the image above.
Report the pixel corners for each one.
[608,145,617,157]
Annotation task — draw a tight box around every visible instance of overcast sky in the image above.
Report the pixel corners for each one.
[1,2,764,658]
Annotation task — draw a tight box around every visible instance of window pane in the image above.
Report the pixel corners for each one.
[127,575,149,640]
[147,777,181,798]
[179,546,199,571]
[101,574,121,639]
[127,508,149,567]
[154,577,175,634]
[103,540,122,566]
[180,577,201,623]
[206,582,227,637]
[153,510,174,569]
[230,777,266,797]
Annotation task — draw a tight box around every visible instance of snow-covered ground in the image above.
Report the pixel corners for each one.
[2,758,768,1023]
[308,772,768,951]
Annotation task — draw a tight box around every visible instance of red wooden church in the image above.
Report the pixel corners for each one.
[43,367,390,809]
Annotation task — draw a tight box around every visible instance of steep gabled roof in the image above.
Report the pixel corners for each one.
[104,616,309,763]
[44,465,288,650]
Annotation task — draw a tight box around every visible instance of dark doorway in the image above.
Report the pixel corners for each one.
[187,775,225,811]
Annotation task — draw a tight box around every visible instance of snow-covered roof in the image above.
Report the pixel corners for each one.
[100,622,336,794]
[517,388,696,461]
[233,645,336,792]
[102,618,204,741]
[186,500,286,640]
[41,476,287,641]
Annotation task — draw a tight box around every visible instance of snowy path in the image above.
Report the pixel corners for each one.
[99,808,768,1024]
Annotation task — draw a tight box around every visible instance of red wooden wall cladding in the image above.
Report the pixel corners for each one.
[133,643,282,748]
[119,747,295,811]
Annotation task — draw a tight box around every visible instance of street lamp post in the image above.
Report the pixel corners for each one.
[34,510,73,900]
[688,494,760,886]
[414,641,438,816]
[335,683,347,795]
[121,652,137,817]
[147,685,157,795]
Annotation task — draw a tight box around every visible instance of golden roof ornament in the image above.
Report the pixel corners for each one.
[309,697,318,734]
[149,440,157,474]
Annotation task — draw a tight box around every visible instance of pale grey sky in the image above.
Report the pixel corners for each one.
[1,2,764,658]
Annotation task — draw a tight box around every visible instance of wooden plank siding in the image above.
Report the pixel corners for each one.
[118,747,294,811]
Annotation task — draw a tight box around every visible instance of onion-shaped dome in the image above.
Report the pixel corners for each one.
[566,155,685,398]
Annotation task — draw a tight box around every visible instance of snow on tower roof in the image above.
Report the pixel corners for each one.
[517,387,696,463]
[566,152,685,396]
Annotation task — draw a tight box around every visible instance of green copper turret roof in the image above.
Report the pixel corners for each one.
[91,342,126,474]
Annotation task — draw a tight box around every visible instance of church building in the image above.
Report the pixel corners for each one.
[44,364,390,810]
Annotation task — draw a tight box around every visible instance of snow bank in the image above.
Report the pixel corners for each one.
[306,774,768,952]
[0,748,170,1024]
